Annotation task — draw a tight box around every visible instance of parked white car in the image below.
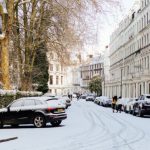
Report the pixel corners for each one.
[116,98,128,111]
[99,96,109,106]
[124,98,137,113]
[94,97,101,104]
[56,95,71,109]
[42,93,71,109]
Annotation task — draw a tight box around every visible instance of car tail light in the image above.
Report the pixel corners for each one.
[47,107,56,112]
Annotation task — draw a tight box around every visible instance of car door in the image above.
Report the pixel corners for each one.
[19,99,36,124]
[5,99,24,125]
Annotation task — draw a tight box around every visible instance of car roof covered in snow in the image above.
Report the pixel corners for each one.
[17,97,57,101]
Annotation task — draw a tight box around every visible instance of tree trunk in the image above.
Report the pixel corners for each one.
[0,0,14,90]
[21,72,32,91]
[0,37,10,89]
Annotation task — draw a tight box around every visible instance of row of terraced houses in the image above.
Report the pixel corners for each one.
[103,0,150,98]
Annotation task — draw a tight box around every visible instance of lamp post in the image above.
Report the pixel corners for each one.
[120,68,123,97]
[103,63,105,96]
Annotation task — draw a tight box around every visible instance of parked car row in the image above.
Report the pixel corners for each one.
[0,93,72,128]
[115,95,150,117]
[94,96,112,107]
[42,93,71,109]
[93,94,150,117]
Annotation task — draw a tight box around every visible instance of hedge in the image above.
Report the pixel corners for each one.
[0,90,42,108]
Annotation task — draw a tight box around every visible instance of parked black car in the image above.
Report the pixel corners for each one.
[0,97,67,128]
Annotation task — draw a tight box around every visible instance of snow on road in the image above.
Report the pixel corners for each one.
[0,100,150,150]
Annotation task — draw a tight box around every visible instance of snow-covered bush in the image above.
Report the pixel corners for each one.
[0,90,43,108]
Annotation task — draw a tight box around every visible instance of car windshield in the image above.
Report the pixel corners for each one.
[46,98,58,101]
[146,96,150,99]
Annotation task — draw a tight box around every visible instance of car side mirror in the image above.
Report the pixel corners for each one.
[7,106,10,112]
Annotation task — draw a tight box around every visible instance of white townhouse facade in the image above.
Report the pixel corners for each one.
[47,52,74,95]
[80,55,104,92]
[104,0,150,98]
[102,46,110,96]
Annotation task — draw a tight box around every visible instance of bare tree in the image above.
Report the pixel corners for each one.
[0,0,120,90]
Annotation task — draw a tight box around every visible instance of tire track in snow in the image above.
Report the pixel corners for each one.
[74,102,145,150]
[50,102,107,150]
[95,105,145,150]
[48,101,146,150]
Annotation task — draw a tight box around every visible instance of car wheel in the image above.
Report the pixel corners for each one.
[0,121,3,128]
[33,114,46,128]
[138,108,143,117]
[129,108,132,114]
[11,124,19,128]
[50,120,62,127]
[132,108,136,116]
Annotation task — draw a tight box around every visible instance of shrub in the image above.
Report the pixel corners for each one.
[0,90,42,108]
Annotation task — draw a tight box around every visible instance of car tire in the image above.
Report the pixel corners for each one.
[33,114,46,128]
[132,108,136,116]
[138,108,143,117]
[0,121,3,128]
[11,124,19,128]
[129,109,132,114]
[50,120,62,127]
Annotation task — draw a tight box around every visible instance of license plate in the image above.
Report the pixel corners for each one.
[57,109,64,112]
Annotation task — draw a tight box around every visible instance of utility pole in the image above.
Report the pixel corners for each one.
[0,0,13,90]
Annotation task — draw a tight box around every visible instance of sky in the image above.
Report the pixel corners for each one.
[84,0,137,56]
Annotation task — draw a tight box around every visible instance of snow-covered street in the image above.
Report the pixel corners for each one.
[1,100,150,150]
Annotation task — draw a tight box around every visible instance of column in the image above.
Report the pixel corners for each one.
[129,84,131,98]
[122,84,125,98]
[142,82,144,94]
[136,82,138,98]
[145,81,147,94]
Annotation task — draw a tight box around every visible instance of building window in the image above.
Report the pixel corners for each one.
[55,89,57,94]
[61,65,63,72]
[49,75,53,85]
[61,76,63,85]
[147,12,149,25]
[140,84,142,95]
[49,89,52,93]
[50,53,54,59]
[147,33,149,44]
[50,64,53,71]
[147,56,149,69]
[56,76,59,85]
[56,64,59,71]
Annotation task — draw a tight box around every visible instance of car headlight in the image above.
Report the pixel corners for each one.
[144,102,150,105]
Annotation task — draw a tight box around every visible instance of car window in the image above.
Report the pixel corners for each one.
[46,98,58,101]
[24,99,35,106]
[146,96,150,99]
[11,100,24,107]
[35,100,44,105]
[139,96,143,100]
[141,96,144,100]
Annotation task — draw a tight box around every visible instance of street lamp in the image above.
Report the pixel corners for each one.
[120,68,123,97]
